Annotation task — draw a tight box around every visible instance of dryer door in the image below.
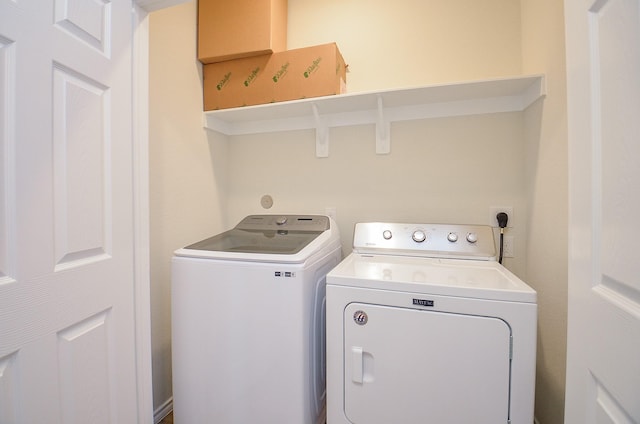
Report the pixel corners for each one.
[344,303,511,424]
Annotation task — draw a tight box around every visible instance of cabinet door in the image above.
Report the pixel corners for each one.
[344,303,511,424]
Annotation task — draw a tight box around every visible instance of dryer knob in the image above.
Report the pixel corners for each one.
[447,232,458,242]
[275,216,288,225]
[466,232,478,243]
[383,230,393,240]
[412,230,427,243]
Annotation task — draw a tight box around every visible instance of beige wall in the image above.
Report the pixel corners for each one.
[149,2,228,412]
[149,1,568,423]
[521,0,569,423]
[226,114,529,276]
[229,0,526,271]
[287,0,522,92]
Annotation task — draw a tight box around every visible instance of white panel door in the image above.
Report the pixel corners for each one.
[565,0,640,422]
[343,303,511,424]
[0,0,141,422]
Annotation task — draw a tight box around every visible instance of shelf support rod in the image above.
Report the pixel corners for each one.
[376,95,391,154]
[312,103,329,157]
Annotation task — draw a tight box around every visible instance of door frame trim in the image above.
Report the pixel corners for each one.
[132,5,153,423]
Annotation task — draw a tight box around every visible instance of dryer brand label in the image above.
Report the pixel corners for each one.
[413,298,435,307]
[274,271,296,278]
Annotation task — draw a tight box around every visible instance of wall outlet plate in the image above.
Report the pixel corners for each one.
[502,235,514,258]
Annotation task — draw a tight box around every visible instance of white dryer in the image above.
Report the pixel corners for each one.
[172,215,341,424]
[326,222,537,424]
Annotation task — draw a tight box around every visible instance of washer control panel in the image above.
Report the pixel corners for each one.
[352,222,496,260]
[236,214,330,232]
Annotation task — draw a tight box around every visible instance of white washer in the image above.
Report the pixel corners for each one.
[326,222,537,424]
[172,214,341,424]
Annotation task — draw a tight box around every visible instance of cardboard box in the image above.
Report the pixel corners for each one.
[203,54,274,110]
[203,43,347,111]
[198,0,287,64]
[270,43,347,103]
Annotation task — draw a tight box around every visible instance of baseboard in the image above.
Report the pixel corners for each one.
[153,397,173,424]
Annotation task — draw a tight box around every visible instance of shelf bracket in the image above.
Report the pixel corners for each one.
[376,95,391,154]
[312,103,329,157]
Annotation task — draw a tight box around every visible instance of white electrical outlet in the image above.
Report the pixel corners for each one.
[489,206,513,228]
[502,235,514,258]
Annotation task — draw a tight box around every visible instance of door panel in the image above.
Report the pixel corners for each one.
[58,311,113,424]
[53,64,110,269]
[344,303,511,424]
[0,0,140,422]
[54,0,110,53]
[0,23,15,285]
[0,352,19,423]
[565,0,640,422]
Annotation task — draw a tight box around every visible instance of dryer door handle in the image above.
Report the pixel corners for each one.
[352,346,364,384]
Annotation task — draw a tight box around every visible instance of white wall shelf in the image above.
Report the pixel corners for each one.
[203,74,545,157]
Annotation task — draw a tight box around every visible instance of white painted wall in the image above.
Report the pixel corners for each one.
[148,1,568,423]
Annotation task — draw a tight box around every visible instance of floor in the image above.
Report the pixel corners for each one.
[158,412,173,424]
[159,411,326,424]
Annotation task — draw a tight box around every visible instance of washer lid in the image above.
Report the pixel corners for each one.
[327,253,537,303]
[174,215,338,263]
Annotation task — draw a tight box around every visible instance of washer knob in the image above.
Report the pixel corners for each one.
[382,230,393,240]
[275,216,288,225]
[447,232,458,242]
[412,230,427,243]
[466,232,478,243]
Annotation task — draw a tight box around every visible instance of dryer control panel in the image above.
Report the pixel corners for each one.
[352,222,496,260]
